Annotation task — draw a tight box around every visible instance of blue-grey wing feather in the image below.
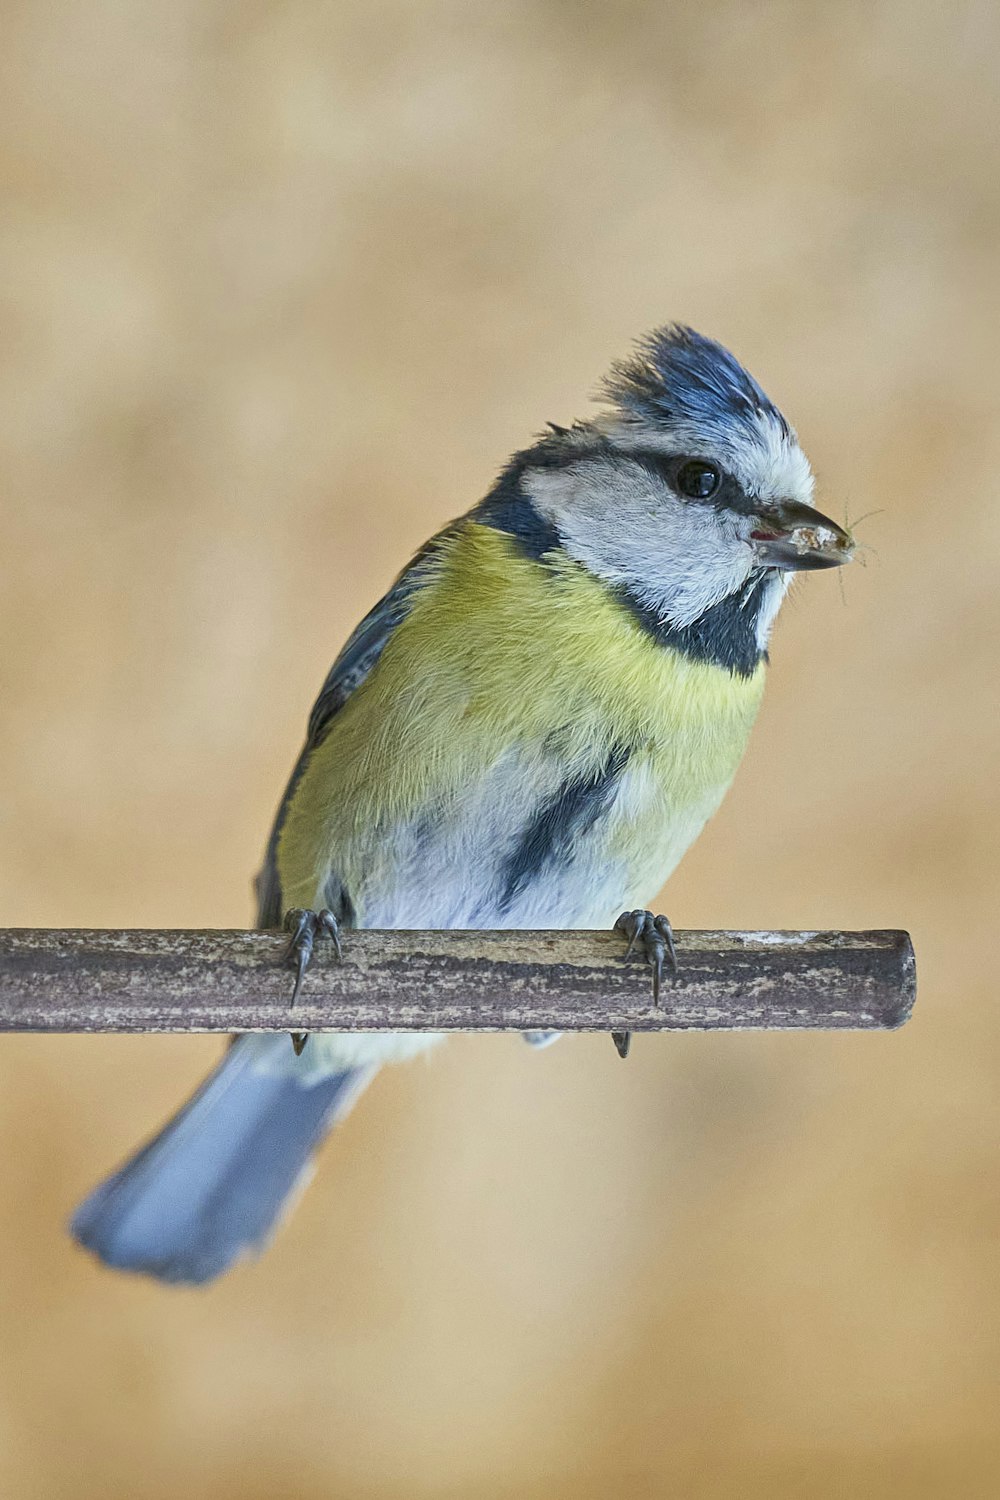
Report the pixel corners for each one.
[253,528,456,928]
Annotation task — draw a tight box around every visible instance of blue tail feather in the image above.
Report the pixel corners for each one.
[70,1037,376,1285]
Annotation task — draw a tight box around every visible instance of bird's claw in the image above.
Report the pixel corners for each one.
[282,907,343,1055]
[611,909,677,1058]
[611,1030,631,1059]
[614,908,677,1001]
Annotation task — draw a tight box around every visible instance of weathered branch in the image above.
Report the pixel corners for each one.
[0,928,915,1034]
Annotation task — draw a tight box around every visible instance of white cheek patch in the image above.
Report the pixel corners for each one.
[527,460,755,630]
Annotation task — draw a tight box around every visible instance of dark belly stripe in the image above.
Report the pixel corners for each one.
[498,744,631,911]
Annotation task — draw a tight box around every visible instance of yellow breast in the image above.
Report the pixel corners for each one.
[278,522,766,910]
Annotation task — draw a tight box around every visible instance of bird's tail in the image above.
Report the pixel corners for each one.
[70,1036,376,1285]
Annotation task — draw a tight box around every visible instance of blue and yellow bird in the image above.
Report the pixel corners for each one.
[71,325,853,1283]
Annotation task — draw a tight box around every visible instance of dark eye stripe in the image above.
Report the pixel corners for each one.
[625,450,757,516]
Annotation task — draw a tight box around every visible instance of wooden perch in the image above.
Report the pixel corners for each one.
[0,928,915,1034]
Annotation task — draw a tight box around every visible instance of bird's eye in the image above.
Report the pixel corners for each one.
[675,459,722,500]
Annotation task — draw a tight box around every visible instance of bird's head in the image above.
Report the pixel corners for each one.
[511,325,853,662]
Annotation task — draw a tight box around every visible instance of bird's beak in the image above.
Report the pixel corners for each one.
[750,500,854,571]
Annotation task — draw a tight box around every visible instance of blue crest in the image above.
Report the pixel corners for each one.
[602,324,789,439]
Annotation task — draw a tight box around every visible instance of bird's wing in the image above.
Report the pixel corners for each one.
[253,527,456,927]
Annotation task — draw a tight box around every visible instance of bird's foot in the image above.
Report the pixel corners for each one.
[611,909,677,1059]
[282,907,343,1055]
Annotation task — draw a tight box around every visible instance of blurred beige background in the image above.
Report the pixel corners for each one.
[1,2,998,1496]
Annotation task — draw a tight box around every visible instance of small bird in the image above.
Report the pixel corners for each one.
[71,325,853,1283]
